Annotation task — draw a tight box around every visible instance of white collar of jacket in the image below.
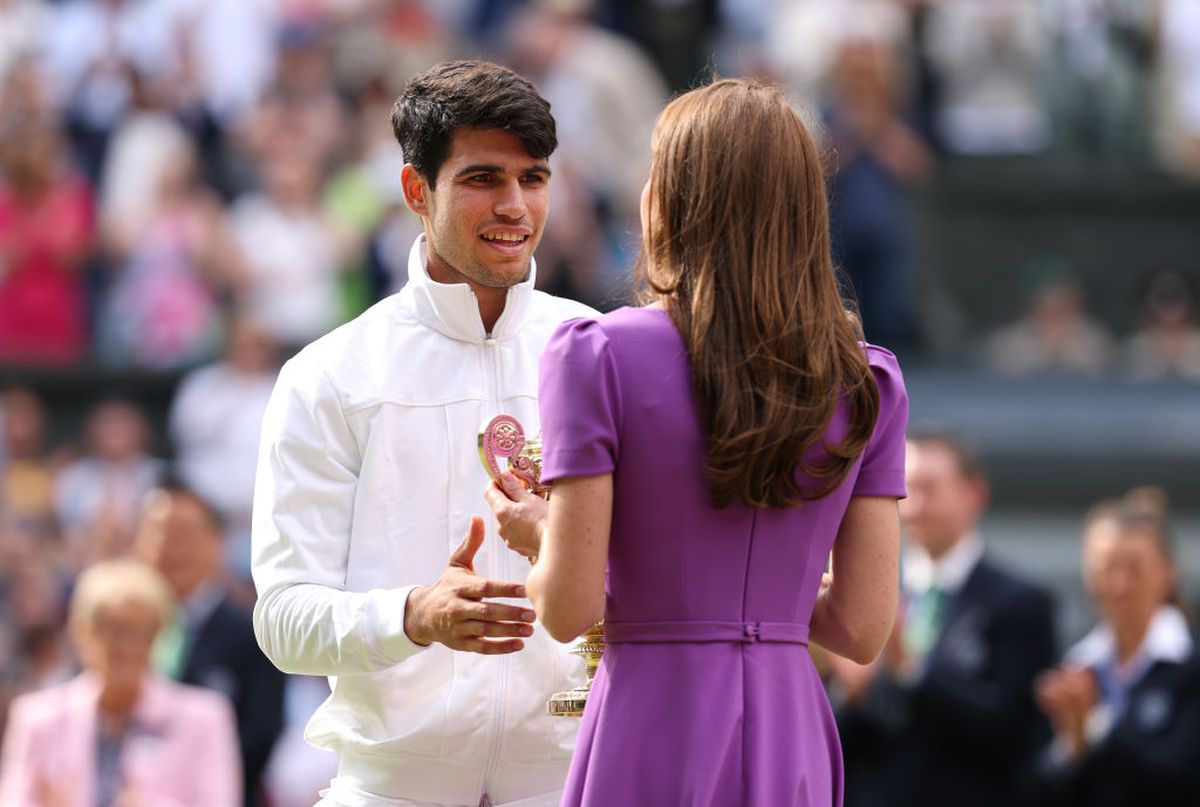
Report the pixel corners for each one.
[407,233,538,343]
[1067,604,1194,670]
[902,531,984,596]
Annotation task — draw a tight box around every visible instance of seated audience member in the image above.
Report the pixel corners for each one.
[95,132,231,370]
[1033,488,1200,807]
[986,276,1113,377]
[923,0,1052,155]
[169,315,280,576]
[0,388,58,565]
[54,399,162,569]
[0,554,73,733]
[0,558,240,806]
[134,483,285,807]
[0,125,92,367]
[828,429,1056,807]
[1125,268,1200,382]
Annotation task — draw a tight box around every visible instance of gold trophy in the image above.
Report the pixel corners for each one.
[479,414,604,717]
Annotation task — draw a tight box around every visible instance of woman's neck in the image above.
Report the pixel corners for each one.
[1112,610,1156,666]
[97,681,140,730]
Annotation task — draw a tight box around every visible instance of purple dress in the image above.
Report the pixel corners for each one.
[539,307,908,807]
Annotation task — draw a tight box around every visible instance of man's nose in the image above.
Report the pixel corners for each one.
[493,178,528,220]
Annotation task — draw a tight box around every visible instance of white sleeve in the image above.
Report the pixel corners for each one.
[250,352,427,675]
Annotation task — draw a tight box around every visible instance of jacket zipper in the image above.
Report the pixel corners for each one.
[480,334,509,799]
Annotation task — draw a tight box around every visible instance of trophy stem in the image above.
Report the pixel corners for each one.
[548,621,605,717]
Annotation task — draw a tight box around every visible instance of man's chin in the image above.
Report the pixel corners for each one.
[473,262,532,289]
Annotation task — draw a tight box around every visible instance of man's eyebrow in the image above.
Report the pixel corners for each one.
[453,163,552,178]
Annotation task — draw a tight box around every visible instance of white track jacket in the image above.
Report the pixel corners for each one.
[251,236,594,806]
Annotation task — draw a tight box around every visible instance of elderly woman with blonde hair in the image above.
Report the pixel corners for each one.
[0,559,241,806]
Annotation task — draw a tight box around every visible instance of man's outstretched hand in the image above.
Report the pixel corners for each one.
[403,516,536,654]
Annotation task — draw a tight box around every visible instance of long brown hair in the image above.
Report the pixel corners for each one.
[640,78,879,509]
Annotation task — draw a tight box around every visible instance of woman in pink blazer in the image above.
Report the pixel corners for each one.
[0,559,241,807]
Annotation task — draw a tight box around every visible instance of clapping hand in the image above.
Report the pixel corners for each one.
[1035,665,1100,759]
[403,516,536,654]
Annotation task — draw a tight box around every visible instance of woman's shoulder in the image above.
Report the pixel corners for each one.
[862,342,906,399]
[550,305,676,347]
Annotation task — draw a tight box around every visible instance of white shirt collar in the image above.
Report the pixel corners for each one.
[1067,605,1194,671]
[405,234,538,343]
[902,531,984,596]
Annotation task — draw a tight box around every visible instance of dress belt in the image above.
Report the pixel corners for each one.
[603,620,810,645]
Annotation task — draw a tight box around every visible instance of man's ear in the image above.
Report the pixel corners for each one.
[401,164,431,216]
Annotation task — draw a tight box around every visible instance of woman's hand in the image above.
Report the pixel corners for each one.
[484,473,549,559]
[1035,665,1099,759]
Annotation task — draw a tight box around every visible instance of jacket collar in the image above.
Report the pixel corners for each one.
[902,531,984,596]
[71,671,175,734]
[405,234,538,343]
[1068,605,1194,673]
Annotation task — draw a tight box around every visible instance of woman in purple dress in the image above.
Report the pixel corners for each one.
[487,78,909,807]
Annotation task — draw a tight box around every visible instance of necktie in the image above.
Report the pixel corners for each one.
[904,586,944,661]
[152,608,188,680]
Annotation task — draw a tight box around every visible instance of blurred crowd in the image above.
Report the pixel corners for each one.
[0,0,1199,805]
[0,0,1198,369]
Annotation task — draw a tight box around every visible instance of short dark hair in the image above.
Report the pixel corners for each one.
[151,470,227,534]
[906,425,986,481]
[391,60,557,188]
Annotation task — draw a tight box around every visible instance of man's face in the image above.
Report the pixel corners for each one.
[403,127,550,292]
[899,441,987,560]
[134,493,221,599]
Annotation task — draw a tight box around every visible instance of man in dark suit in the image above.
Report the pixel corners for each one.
[134,482,286,807]
[826,429,1057,807]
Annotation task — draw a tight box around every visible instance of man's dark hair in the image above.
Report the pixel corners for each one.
[152,469,227,533]
[906,425,986,481]
[391,60,557,188]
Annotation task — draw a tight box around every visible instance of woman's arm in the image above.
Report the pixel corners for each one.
[810,496,900,664]
[523,474,612,642]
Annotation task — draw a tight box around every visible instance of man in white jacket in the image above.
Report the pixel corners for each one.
[251,61,596,807]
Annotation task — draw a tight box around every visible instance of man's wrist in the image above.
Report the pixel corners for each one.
[403,586,432,646]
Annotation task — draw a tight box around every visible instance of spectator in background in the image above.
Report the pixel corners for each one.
[0,57,56,141]
[54,398,162,570]
[827,38,932,348]
[0,388,58,570]
[507,0,668,309]
[239,20,348,176]
[1125,268,1200,383]
[0,0,46,88]
[96,129,232,370]
[1157,0,1200,177]
[0,555,73,736]
[0,558,241,806]
[765,0,912,110]
[923,0,1052,155]
[986,275,1114,377]
[98,68,196,265]
[0,125,92,367]
[1033,488,1200,807]
[39,0,183,183]
[169,314,280,578]
[1050,0,1157,162]
[321,71,412,309]
[228,139,347,350]
[828,429,1056,807]
[134,484,286,807]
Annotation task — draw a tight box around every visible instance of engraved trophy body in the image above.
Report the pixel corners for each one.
[479,414,604,717]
